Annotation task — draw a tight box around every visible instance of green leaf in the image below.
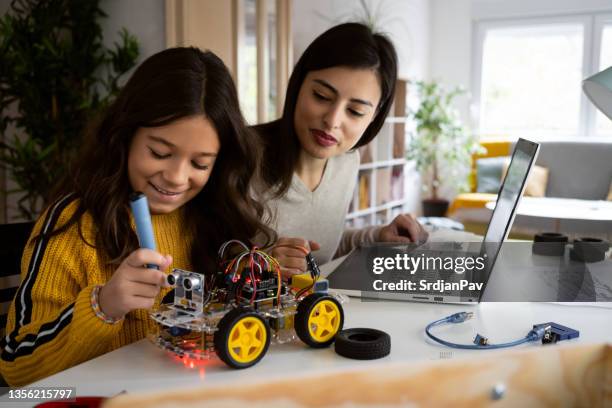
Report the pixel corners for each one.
[406,79,476,198]
[0,0,140,219]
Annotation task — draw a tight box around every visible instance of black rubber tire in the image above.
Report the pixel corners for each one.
[295,293,344,348]
[532,233,568,256]
[571,238,609,262]
[214,307,270,369]
[334,328,391,360]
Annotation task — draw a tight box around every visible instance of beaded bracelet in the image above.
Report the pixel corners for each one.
[91,285,123,325]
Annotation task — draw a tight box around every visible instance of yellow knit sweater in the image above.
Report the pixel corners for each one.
[0,195,192,386]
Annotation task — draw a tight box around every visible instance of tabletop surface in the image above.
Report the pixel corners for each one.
[485,196,612,221]
[28,301,612,397]
[23,253,612,405]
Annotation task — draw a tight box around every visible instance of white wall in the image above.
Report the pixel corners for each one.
[430,0,612,130]
[101,0,166,66]
[429,0,472,124]
[292,0,430,80]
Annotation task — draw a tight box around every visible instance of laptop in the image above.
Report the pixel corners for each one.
[327,138,541,303]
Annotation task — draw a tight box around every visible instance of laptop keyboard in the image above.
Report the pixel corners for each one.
[386,246,481,297]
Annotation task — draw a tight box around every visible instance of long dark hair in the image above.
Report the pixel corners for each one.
[48,47,275,273]
[254,22,398,196]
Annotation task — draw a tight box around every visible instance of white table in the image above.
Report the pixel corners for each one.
[486,197,612,233]
[19,255,611,407]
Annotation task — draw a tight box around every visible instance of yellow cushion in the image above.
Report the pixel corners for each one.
[449,193,497,214]
[524,165,549,197]
[480,140,512,158]
[607,182,612,201]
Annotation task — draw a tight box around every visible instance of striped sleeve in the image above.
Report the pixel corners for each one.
[0,196,124,386]
[335,226,384,258]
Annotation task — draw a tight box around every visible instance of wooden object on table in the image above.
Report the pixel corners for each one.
[103,343,611,408]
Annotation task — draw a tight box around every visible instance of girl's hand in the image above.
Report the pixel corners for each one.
[378,214,429,244]
[271,237,320,279]
[98,249,173,320]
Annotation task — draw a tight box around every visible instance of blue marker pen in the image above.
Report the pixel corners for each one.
[130,192,159,270]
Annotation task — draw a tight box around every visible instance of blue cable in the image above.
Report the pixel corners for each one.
[425,312,548,350]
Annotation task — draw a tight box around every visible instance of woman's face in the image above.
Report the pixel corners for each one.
[128,115,221,214]
[293,66,382,160]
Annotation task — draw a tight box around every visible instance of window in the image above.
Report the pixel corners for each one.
[474,14,612,140]
[236,0,290,124]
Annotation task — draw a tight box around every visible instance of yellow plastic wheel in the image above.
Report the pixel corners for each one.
[295,293,344,348]
[227,316,267,363]
[308,299,341,342]
[214,308,270,368]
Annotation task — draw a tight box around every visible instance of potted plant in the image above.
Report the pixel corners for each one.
[406,80,482,217]
[0,0,139,220]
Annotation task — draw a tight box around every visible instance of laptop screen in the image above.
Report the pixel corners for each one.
[481,138,540,271]
[327,138,541,303]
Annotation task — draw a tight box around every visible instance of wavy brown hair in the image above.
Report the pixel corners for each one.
[47,47,275,273]
[254,23,398,197]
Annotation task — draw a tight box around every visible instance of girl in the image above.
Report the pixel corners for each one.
[254,23,428,276]
[0,47,274,386]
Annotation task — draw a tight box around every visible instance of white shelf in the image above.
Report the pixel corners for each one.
[346,199,407,220]
[384,116,410,123]
[358,158,406,170]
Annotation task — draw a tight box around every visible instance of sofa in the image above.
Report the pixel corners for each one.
[449,140,612,240]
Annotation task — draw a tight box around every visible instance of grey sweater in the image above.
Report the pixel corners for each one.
[266,150,382,265]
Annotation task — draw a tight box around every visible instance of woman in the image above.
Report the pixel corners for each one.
[254,23,427,276]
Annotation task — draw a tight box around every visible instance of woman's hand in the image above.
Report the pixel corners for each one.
[98,249,173,320]
[378,214,428,244]
[270,237,320,279]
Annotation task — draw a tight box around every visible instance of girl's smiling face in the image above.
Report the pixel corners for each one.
[128,115,221,214]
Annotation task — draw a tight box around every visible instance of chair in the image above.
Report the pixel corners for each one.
[0,222,34,337]
[0,221,33,387]
[447,140,512,235]
[448,140,512,215]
